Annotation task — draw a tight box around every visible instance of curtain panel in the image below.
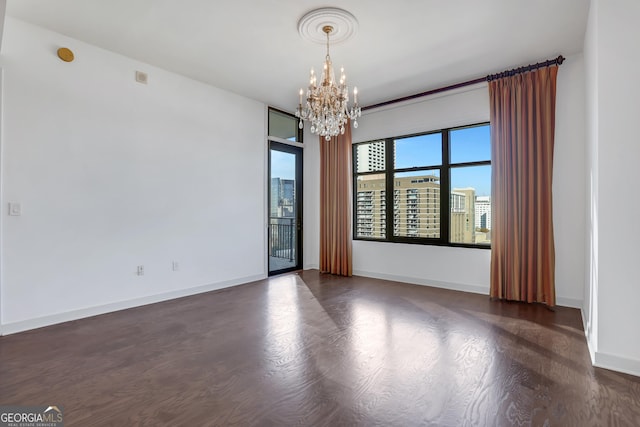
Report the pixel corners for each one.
[489,66,558,306]
[319,125,353,276]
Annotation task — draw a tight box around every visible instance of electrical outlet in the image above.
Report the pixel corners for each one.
[136,265,144,276]
[172,261,179,271]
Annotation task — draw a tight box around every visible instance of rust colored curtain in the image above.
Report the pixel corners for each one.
[489,66,558,306]
[319,124,353,276]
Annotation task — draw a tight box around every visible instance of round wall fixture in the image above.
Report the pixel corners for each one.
[297,7,358,45]
[57,47,75,62]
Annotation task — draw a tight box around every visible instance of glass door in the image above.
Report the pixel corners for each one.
[269,142,302,275]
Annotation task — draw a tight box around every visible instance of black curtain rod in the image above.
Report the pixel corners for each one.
[362,55,565,111]
[486,55,565,81]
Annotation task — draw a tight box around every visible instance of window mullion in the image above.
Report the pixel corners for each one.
[441,130,450,244]
[385,138,394,241]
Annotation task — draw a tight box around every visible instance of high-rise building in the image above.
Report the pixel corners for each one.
[355,174,387,237]
[355,175,482,244]
[452,188,476,243]
[356,174,441,238]
[475,196,491,230]
[450,191,467,243]
[270,177,295,217]
[270,178,280,217]
[355,141,385,172]
[393,175,440,238]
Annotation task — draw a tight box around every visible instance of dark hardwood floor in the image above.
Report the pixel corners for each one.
[1,270,639,426]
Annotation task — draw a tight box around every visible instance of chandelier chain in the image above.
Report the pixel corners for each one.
[325,27,330,59]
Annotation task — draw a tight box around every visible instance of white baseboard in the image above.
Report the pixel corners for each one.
[0,273,265,336]
[594,351,640,378]
[352,270,489,295]
[303,263,319,270]
[353,270,583,309]
[556,296,583,309]
[581,308,639,378]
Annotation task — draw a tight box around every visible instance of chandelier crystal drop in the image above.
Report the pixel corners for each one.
[296,25,361,141]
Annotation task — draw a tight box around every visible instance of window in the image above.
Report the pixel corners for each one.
[449,125,491,246]
[353,123,491,248]
[268,108,302,142]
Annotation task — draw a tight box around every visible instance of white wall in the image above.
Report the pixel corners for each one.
[303,125,320,270]
[554,54,586,308]
[584,0,640,376]
[305,69,586,304]
[0,18,266,333]
[350,86,492,294]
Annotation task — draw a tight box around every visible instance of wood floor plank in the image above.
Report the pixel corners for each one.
[1,270,639,426]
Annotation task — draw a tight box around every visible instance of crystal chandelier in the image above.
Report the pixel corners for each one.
[296,25,361,141]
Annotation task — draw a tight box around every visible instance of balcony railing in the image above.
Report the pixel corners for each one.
[269,217,295,261]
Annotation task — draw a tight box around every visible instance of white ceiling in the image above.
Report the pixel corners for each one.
[5,0,589,112]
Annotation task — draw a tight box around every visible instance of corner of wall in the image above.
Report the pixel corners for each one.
[581,307,596,365]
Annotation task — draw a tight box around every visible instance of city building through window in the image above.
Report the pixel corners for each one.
[353,123,491,248]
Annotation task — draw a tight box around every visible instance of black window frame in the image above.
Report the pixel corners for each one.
[352,122,491,249]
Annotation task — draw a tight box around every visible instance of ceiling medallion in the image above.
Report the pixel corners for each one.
[296,8,361,140]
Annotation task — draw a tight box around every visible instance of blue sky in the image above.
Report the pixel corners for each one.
[449,124,491,196]
[449,125,491,164]
[271,150,296,180]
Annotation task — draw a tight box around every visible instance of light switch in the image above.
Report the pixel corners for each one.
[8,202,21,216]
